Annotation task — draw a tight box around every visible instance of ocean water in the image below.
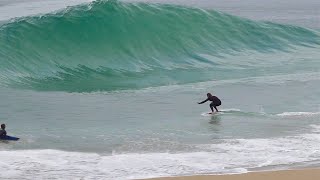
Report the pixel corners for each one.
[0,0,320,179]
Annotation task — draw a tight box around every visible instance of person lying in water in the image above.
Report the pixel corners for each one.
[0,124,6,137]
[198,93,222,113]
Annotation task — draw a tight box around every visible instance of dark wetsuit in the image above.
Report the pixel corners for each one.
[199,96,221,112]
[0,129,6,137]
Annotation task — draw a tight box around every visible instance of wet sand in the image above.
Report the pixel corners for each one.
[146,168,320,180]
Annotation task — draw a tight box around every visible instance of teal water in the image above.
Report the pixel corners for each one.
[0,0,320,179]
[1,1,319,92]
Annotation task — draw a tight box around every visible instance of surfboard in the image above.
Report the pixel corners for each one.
[201,112,219,116]
[201,109,241,116]
[0,135,20,141]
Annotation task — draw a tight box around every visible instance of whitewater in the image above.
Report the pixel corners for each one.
[0,0,320,179]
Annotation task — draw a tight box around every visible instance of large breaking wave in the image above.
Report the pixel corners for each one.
[0,0,319,92]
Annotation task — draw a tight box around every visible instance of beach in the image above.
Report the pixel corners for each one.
[148,168,320,180]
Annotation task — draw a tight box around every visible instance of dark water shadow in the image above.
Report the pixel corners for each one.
[208,115,221,125]
[0,140,10,144]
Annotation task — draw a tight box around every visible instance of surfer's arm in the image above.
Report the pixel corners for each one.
[198,98,208,104]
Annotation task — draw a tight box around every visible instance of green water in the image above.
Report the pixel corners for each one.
[0,0,320,179]
[0,1,319,92]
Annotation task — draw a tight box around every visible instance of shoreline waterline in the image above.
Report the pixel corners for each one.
[145,168,320,180]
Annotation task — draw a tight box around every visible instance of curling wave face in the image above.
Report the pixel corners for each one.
[0,0,319,92]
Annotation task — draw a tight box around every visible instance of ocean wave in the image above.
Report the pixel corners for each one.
[0,0,319,92]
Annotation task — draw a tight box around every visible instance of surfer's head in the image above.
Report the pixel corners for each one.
[1,124,5,130]
[207,93,212,98]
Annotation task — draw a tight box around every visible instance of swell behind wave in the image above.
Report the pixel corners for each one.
[0,0,319,92]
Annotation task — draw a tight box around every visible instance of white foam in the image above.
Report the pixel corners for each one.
[276,111,320,117]
[221,108,241,112]
[1,124,320,179]
[0,0,93,21]
[0,149,247,180]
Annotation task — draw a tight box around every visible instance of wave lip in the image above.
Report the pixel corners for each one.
[1,1,320,92]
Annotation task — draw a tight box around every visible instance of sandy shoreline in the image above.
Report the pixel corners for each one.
[146,168,320,180]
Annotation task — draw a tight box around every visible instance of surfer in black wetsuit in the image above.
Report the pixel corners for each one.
[198,93,221,113]
[0,124,6,137]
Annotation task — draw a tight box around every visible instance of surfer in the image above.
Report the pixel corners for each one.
[0,124,6,137]
[198,93,221,113]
